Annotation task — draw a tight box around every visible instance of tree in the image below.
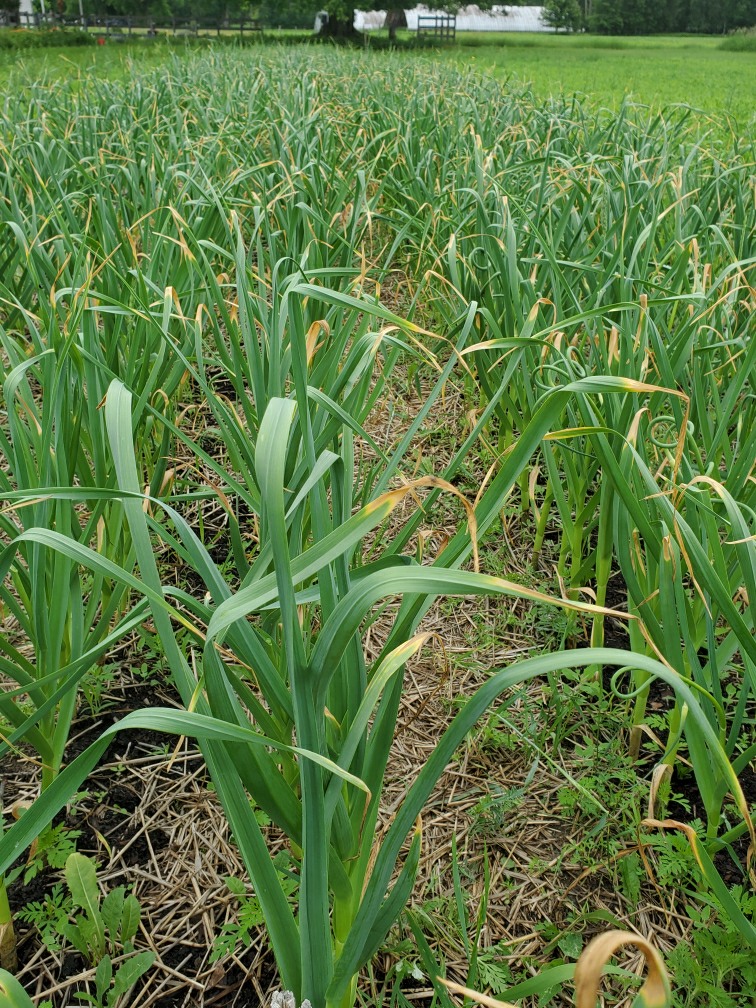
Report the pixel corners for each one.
[258,0,319,28]
[313,0,359,37]
[587,0,629,32]
[588,0,756,33]
[62,0,255,19]
[542,0,583,31]
[62,0,170,16]
[384,6,406,41]
[314,0,500,41]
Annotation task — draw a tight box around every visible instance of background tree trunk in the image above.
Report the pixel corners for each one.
[319,13,360,37]
[386,6,406,40]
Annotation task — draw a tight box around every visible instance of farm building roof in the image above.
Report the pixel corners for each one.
[355,5,548,31]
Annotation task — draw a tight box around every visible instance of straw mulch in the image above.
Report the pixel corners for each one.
[3,321,690,1007]
[5,602,688,1007]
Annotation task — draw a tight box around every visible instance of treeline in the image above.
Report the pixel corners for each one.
[589,0,756,34]
[547,0,755,33]
[58,0,256,19]
[18,0,756,33]
[54,0,314,29]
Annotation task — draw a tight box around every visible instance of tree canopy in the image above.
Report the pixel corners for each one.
[542,0,582,31]
[59,0,756,33]
[62,0,256,20]
[587,0,756,33]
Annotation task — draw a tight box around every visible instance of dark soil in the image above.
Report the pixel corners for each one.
[1,658,285,1006]
[598,571,631,651]
[154,949,276,1008]
[4,676,182,966]
[571,569,755,889]
[7,868,57,916]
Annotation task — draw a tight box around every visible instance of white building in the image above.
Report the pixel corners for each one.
[355,5,549,32]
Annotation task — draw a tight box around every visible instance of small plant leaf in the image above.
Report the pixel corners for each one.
[109,950,156,1004]
[65,854,102,922]
[95,955,113,1002]
[224,877,247,897]
[119,895,141,948]
[101,888,126,941]
[76,916,103,963]
[58,921,91,959]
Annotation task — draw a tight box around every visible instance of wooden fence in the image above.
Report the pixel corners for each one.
[1,11,263,38]
[416,14,456,41]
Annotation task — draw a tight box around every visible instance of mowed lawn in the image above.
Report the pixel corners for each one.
[1,33,754,125]
[438,34,756,123]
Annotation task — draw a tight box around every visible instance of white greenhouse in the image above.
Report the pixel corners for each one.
[354,5,549,32]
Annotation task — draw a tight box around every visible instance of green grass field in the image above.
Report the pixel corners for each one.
[441,34,756,119]
[1,32,754,124]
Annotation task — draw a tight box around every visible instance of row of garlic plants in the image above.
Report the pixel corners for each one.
[398,82,755,938]
[0,46,752,1004]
